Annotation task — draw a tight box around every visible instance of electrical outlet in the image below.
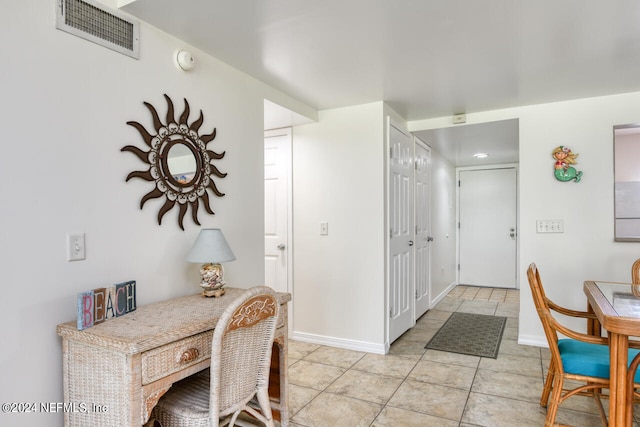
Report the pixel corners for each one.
[67,233,86,261]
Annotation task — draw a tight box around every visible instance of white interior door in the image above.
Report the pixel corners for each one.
[264,129,291,294]
[388,123,415,343]
[414,140,431,318]
[459,167,517,288]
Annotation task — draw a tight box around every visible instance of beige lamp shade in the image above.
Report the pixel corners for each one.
[186,229,236,264]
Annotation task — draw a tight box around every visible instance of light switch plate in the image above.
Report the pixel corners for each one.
[536,220,564,233]
[320,222,328,235]
[67,233,86,261]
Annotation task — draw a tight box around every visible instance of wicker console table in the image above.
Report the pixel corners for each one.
[57,287,291,426]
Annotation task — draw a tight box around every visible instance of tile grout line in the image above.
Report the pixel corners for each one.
[287,286,523,427]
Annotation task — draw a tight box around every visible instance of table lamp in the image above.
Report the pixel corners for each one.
[186,228,236,297]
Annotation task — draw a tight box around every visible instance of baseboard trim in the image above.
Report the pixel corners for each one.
[430,281,457,308]
[291,331,386,355]
[518,334,548,348]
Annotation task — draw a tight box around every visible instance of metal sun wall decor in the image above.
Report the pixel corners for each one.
[552,145,583,182]
[122,94,227,230]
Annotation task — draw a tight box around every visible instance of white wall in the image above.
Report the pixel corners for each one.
[428,149,458,302]
[292,102,387,352]
[0,2,309,425]
[292,103,457,352]
[518,93,640,344]
[411,92,640,346]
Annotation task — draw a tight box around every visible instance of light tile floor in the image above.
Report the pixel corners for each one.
[285,285,638,427]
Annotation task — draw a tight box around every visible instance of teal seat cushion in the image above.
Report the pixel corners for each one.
[558,339,640,382]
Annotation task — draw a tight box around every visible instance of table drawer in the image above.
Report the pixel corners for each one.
[141,330,213,385]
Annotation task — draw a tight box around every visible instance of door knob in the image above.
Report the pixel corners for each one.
[277,244,286,250]
[427,236,434,242]
[408,240,414,246]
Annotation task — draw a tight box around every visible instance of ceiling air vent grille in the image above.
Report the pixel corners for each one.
[56,0,140,59]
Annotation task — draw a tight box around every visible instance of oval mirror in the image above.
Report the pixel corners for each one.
[167,142,197,185]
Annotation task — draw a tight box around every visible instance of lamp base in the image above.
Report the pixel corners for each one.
[202,287,225,298]
[200,262,225,291]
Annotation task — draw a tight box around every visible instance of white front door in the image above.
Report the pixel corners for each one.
[388,122,415,343]
[414,139,431,318]
[459,167,517,288]
[264,129,291,294]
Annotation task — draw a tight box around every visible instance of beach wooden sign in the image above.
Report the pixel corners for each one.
[77,280,137,330]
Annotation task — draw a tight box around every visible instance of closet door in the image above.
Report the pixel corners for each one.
[388,122,414,343]
[414,139,431,318]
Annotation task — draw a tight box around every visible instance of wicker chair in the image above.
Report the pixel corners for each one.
[632,258,640,284]
[528,263,618,426]
[149,286,279,427]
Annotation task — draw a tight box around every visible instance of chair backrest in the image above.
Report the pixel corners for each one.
[527,263,563,368]
[209,286,279,419]
[633,258,640,284]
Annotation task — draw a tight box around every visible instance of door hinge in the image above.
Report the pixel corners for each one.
[458,180,461,187]
[458,263,460,271]
[415,290,418,299]
[389,308,394,318]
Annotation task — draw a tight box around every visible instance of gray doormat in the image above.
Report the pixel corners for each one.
[425,312,507,358]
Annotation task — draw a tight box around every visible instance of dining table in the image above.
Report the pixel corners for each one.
[583,280,640,427]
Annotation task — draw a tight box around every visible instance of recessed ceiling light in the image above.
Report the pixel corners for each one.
[473,152,489,159]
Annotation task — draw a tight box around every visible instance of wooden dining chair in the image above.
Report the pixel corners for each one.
[627,257,640,422]
[148,286,280,427]
[528,263,615,426]
[528,264,602,408]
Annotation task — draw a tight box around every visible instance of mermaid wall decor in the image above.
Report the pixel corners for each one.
[552,145,583,182]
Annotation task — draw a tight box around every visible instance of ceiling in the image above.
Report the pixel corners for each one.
[414,119,519,167]
[121,0,640,165]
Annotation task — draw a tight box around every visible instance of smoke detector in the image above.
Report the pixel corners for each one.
[175,50,196,71]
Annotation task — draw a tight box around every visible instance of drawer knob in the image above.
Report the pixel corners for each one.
[179,348,200,363]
